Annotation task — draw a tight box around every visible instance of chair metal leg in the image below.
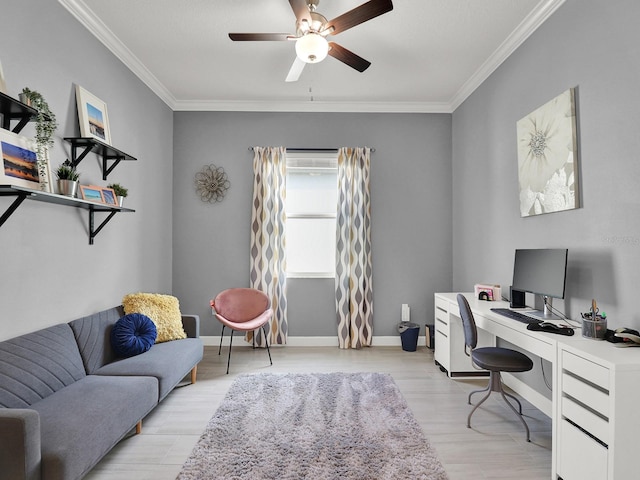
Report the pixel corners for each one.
[500,388,530,442]
[503,389,524,415]
[226,330,233,374]
[467,388,492,428]
[262,324,273,366]
[468,382,491,405]
[467,371,531,442]
[218,325,225,355]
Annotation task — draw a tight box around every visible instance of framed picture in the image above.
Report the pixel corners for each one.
[0,58,7,94]
[516,87,579,217]
[36,157,53,193]
[75,85,111,145]
[0,128,41,189]
[79,185,105,203]
[98,186,117,206]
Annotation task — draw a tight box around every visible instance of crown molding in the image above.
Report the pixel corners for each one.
[58,0,564,114]
[58,0,178,109]
[449,0,566,111]
[172,99,453,113]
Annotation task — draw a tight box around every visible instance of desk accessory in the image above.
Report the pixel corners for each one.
[527,322,575,336]
[581,298,606,339]
[474,284,501,301]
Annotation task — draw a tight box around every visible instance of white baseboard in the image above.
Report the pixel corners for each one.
[201,335,427,348]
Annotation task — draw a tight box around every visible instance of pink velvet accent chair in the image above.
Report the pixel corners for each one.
[210,288,273,374]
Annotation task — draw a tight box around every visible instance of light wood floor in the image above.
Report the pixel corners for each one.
[85,346,552,480]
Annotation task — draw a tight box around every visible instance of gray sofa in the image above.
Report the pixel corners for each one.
[0,306,204,480]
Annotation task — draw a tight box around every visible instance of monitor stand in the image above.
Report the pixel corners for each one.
[527,295,562,320]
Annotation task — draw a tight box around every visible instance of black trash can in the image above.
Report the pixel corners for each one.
[398,321,420,352]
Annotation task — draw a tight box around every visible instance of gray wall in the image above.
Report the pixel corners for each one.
[172,112,452,337]
[0,1,174,340]
[452,0,640,329]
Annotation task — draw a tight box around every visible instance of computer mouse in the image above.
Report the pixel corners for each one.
[539,322,560,330]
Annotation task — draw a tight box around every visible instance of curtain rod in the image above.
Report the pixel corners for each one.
[248,147,376,153]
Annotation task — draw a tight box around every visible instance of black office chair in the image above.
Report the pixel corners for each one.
[456,294,534,441]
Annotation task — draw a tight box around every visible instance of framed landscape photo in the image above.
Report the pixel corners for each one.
[0,128,41,189]
[75,85,111,145]
[80,185,105,203]
[98,186,117,206]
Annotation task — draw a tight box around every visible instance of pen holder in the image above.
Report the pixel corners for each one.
[581,314,607,340]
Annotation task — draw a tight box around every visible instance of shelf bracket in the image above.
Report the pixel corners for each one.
[0,192,30,228]
[88,207,118,245]
[69,144,94,168]
[103,156,123,180]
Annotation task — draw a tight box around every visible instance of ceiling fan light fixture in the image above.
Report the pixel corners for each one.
[295,33,329,63]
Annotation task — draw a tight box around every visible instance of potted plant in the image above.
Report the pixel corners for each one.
[19,88,58,192]
[55,160,80,197]
[107,183,128,207]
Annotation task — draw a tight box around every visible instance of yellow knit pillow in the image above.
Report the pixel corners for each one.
[122,293,186,343]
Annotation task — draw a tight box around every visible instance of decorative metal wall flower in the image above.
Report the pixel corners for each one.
[516,87,579,217]
[195,164,230,203]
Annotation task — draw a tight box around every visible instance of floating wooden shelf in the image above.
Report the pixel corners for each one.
[0,185,134,245]
[0,91,41,134]
[64,137,137,181]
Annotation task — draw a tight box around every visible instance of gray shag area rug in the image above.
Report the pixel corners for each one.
[177,372,448,479]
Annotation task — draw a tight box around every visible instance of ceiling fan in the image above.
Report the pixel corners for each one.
[229,0,394,82]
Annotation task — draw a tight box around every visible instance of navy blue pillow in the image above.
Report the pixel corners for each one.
[111,313,157,358]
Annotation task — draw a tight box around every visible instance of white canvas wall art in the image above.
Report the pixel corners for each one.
[516,88,579,217]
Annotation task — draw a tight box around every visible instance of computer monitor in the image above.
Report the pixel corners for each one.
[511,248,568,319]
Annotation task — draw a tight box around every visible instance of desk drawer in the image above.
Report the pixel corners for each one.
[562,372,609,418]
[561,396,609,445]
[557,418,608,480]
[562,351,610,391]
[435,296,449,313]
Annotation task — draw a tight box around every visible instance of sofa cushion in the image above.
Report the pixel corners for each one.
[69,306,124,374]
[122,293,187,343]
[94,337,203,401]
[111,313,157,358]
[31,374,158,480]
[0,324,86,408]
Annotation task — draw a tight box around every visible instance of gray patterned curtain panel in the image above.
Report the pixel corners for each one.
[335,147,373,349]
[249,146,288,346]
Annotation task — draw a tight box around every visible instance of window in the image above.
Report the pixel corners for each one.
[286,152,338,278]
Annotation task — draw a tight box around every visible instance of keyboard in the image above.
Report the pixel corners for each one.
[490,308,542,325]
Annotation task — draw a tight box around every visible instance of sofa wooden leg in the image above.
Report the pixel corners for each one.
[191,365,197,384]
[136,421,142,435]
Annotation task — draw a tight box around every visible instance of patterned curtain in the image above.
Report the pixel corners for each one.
[249,146,288,346]
[335,147,373,349]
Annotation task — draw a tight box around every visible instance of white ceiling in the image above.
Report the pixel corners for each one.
[59,0,564,113]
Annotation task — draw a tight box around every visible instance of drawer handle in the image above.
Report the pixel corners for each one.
[436,318,447,326]
[436,306,447,313]
[564,418,608,449]
[436,330,448,338]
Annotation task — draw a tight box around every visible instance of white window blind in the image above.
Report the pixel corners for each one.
[286,152,338,278]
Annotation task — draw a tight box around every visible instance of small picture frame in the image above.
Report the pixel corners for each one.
[0,128,41,189]
[98,186,117,206]
[75,85,111,145]
[79,185,105,203]
[36,157,53,193]
[0,58,7,94]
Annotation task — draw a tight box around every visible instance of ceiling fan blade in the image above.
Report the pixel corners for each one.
[289,0,312,24]
[327,42,371,72]
[285,57,306,82]
[229,33,293,41]
[325,0,393,36]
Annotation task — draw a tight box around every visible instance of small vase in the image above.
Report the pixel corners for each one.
[57,179,78,197]
[117,196,125,207]
[18,93,32,106]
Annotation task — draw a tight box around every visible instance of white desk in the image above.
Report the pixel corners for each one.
[434,292,640,480]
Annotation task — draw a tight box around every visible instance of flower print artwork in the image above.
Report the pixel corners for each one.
[516,88,579,217]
